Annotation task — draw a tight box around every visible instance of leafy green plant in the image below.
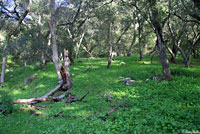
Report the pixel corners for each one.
[0,55,200,134]
[0,90,14,115]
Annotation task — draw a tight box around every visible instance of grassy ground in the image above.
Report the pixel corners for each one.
[0,55,200,134]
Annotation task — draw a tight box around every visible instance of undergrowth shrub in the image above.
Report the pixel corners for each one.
[0,90,14,116]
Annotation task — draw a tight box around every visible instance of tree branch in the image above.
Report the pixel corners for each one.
[180,0,200,22]
[174,13,200,24]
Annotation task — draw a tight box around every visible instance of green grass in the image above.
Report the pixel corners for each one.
[0,55,200,134]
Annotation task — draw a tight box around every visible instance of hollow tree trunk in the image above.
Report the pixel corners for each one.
[49,0,62,81]
[62,49,73,90]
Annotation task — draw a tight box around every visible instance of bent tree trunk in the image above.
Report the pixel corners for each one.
[171,44,178,63]
[149,0,171,81]
[167,46,177,64]
[49,0,62,81]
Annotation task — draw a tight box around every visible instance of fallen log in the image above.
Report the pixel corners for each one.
[27,105,45,110]
[29,82,63,105]
[13,91,89,105]
[13,93,66,104]
[12,49,75,106]
[41,82,63,98]
[82,65,94,73]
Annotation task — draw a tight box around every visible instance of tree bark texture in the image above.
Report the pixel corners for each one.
[0,56,7,84]
[62,49,73,91]
[127,23,137,56]
[149,0,171,81]
[156,35,171,81]
[75,27,87,59]
[13,93,66,104]
[138,19,143,61]
[49,0,63,81]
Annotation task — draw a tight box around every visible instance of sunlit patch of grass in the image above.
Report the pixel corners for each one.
[62,106,78,111]
[12,90,22,95]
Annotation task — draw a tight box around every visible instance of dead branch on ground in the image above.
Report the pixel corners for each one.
[82,65,94,73]
[66,91,89,104]
[13,93,66,104]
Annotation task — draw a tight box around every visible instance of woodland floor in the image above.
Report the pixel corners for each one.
[0,55,200,134]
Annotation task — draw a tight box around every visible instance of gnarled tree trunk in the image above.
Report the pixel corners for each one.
[149,0,171,81]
